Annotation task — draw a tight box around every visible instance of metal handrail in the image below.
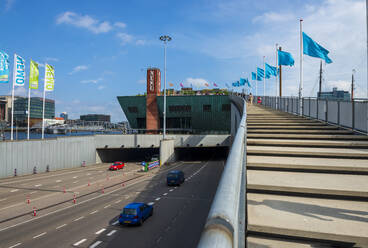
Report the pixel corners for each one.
[197,98,246,248]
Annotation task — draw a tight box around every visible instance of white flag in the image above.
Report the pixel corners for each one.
[13,54,26,86]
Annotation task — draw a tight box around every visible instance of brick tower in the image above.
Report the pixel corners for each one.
[146,68,161,133]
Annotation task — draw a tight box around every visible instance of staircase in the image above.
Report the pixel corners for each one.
[246,104,368,247]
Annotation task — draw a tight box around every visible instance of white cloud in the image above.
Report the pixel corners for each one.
[80,77,103,84]
[5,0,15,11]
[114,22,127,29]
[97,85,105,90]
[69,65,88,75]
[325,80,351,92]
[252,12,295,23]
[135,39,146,46]
[116,32,133,45]
[184,77,209,87]
[56,11,112,34]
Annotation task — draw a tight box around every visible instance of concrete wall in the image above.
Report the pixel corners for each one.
[160,139,175,165]
[0,136,96,178]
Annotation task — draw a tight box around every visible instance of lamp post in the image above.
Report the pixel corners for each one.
[159,35,172,140]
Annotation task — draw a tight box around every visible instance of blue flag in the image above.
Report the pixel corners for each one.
[265,63,277,77]
[239,78,246,86]
[245,78,251,88]
[278,50,294,66]
[232,81,240,87]
[257,67,270,79]
[0,51,9,83]
[252,72,262,81]
[303,32,332,64]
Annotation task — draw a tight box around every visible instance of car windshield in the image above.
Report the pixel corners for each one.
[123,208,137,215]
[168,173,178,178]
[113,163,120,166]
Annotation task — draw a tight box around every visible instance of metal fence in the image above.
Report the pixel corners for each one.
[198,97,246,248]
[259,96,368,134]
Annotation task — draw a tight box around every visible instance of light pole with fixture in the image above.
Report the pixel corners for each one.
[159,35,172,139]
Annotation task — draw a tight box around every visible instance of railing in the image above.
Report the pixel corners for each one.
[258,96,368,134]
[198,98,246,248]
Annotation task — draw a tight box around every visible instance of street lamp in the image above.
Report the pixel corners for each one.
[159,35,172,139]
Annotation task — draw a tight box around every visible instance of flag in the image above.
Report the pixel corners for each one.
[278,50,294,66]
[232,81,240,87]
[180,83,184,88]
[265,63,277,77]
[303,32,332,64]
[169,83,174,87]
[213,82,218,87]
[44,64,55,91]
[252,72,262,81]
[245,78,251,88]
[29,60,39,89]
[13,54,26,86]
[257,67,270,79]
[239,78,246,86]
[0,51,9,83]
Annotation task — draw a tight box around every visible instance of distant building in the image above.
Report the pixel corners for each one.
[0,100,6,121]
[318,87,350,101]
[0,95,15,122]
[12,97,55,126]
[60,112,68,120]
[80,114,111,123]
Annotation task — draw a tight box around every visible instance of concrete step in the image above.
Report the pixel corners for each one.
[247,125,335,130]
[247,129,352,134]
[247,122,327,126]
[247,155,368,172]
[247,193,368,246]
[247,139,368,148]
[247,133,368,140]
[247,119,318,123]
[247,146,368,158]
[247,170,368,198]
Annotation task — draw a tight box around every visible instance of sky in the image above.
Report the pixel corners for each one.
[0,0,366,122]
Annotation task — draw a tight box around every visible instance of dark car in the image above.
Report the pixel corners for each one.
[119,202,153,226]
[166,170,185,186]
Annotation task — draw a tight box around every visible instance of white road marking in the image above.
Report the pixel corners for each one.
[124,195,130,199]
[169,189,174,192]
[114,200,122,204]
[74,216,84,221]
[73,176,78,179]
[8,243,21,248]
[90,210,98,215]
[163,193,168,196]
[29,191,37,194]
[73,239,87,246]
[10,189,19,193]
[148,202,154,206]
[95,228,106,234]
[106,230,117,236]
[56,180,62,183]
[0,198,6,202]
[111,220,119,225]
[73,181,79,184]
[33,232,46,238]
[155,197,161,201]
[89,241,103,248]
[56,224,67,229]
[104,205,111,209]
[87,173,91,176]
[34,184,42,187]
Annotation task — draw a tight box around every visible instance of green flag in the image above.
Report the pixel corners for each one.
[29,60,39,89]
[44,64,55,91]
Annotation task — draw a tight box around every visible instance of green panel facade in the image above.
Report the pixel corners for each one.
[117,95,231,134]
[14,97,55,120]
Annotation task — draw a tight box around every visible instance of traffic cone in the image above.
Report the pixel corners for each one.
[33,207,37,216]
[27,195,30,204]
[73,194,76,204]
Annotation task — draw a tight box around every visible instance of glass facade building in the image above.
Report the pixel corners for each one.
[14,97,55,121]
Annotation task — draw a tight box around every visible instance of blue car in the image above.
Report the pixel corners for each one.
[119,202,153,226]
[167,170,185,186]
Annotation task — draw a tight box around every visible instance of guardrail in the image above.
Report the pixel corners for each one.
[258,96,368,135]
[198,98,246,248]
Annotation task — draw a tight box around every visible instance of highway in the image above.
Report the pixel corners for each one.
[0,160,224,248]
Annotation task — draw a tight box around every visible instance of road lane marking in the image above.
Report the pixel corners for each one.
[73,176,78,179]
[33,232,46,238]
[163,193,168,196]
[0,198,6,202]
[104,204,111,209]
[114,200,121,204]
[156,236,162,243]
[10,189,19,193]
[112,220,119,225]
[106,230,117,236]
[90,210,98,215]
[29,191,37,194]
[56,180,62,183]
[169,189,174,192]
[73,181,79,184]
[34,184,42,187]
[89,241,103,248]
[56,224,67,229]
[73,239,87,246]
[155,197,161,201]
[74,216,84,221]
[95,228,106,234]
[124,195,130,199]
[8,243,21,248]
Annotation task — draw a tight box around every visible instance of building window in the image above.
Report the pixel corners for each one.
[203,104,211,112]
[222,104,230,112]
[128,106,138,113]
[169,105,191,112]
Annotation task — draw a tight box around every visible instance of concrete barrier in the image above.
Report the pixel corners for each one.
[160,139,175,165]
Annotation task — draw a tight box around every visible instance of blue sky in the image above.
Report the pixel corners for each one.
[0,0,366,122]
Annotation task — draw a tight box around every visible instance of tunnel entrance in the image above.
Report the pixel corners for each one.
[174,146,229,161]
[96,148,159,163]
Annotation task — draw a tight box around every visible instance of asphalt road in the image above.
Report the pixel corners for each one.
[0,160,224,248]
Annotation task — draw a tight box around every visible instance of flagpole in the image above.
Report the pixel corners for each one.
[299,19,304,115]
[27,85,30,140]
[42,64,46,139]
[275,44,278,97]
[263,56,266,97]
[11,54,16,141]
[256,68,258,96]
